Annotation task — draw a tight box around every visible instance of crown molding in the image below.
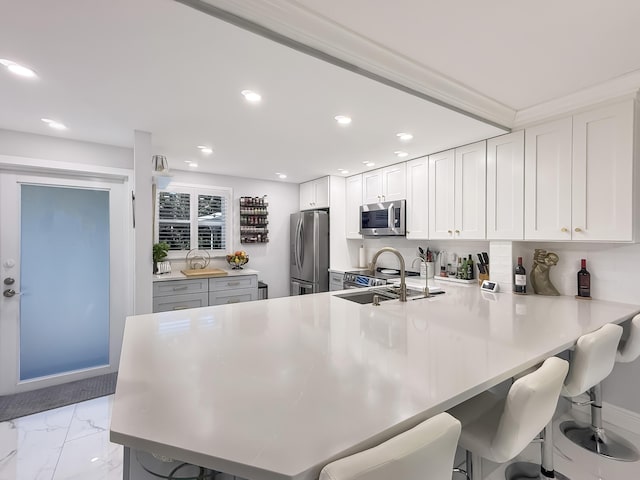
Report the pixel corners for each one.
[513,71,640,129]
[177,0,515,130]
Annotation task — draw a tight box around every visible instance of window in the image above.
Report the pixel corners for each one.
[156,184,231,256]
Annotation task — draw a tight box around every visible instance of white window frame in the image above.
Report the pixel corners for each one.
[156,182,233,259]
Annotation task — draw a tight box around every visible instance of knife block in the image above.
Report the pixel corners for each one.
[478,267,489,285]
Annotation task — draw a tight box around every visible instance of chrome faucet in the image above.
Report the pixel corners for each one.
[369,247,407,302]
[411,257,431,298]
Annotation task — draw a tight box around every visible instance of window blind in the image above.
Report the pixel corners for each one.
[198,194,227,250]
[158,192,191,250]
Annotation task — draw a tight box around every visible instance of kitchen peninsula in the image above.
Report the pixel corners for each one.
[110,285,640,480]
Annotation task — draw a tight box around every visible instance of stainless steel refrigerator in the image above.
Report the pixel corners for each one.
[290,210,329,295]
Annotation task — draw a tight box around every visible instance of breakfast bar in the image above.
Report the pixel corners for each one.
[110,284,640,480]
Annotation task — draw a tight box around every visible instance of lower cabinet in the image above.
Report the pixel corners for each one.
[152,275,258,313]
[329,270,345,291]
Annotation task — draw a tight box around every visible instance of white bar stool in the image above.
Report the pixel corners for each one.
[560,318,639,461]
[447,357,569,480]
[318,412,461,480]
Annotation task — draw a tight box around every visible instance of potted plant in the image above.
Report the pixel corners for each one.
[153,242,170,274]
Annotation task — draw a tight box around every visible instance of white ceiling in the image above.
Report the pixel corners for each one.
[2,0,638,183]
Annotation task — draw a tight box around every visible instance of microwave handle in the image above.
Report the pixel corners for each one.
[388,203,394,228]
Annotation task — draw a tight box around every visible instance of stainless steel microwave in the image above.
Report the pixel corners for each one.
[360,199,406,236]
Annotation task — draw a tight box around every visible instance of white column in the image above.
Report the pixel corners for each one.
[133,130,153,314]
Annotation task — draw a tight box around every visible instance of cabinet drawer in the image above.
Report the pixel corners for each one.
[153,292,209,313]
[329,272,344,291]
[210,275,257,292]
[153,279,208,297]
[209,288,258,305]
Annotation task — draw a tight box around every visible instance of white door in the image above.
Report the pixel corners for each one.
[486,131,524,240]
[345,174,363,239]
[454,141,486,239]
[524,117,572,240]
[0,171,130,394]
[572,101,634,241]
[381,163,406,202]
[362,169,384,204]
[406,158,428,239]
[428,150,455,239]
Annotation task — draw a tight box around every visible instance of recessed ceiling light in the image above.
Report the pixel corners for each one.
[337,168,351,175]
[184,160,192,164]
[396,133,413,141]
[241,90,261,102]
[394,151,409,158]
[275,172,287,179]
[189,163,198,168]
[0,59,37,78]
[362,161,375,167]
[334,115,352,125]
[41,118,67,130]
[197,146,213,154]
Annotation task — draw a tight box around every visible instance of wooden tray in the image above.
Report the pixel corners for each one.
[181,268,228,277]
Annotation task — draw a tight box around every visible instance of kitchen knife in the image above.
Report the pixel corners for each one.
[476,253,486,274]
[482,252,489,265]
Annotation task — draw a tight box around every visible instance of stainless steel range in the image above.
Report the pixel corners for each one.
[342,267,420,289]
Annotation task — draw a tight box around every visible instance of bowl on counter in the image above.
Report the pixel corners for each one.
[226,252,249,269]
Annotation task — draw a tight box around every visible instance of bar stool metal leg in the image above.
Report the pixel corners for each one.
[505,422,569,480]
[560,384,639,462]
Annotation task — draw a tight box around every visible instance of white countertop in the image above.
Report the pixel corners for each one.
[110,284,639,480]
[153,268,260,282]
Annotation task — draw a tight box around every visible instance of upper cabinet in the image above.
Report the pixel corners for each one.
[300,176,330,210]
[525,100,635,241]
[362,163,406,204]
[429,141,486,240]
[405,158,429,239]
[345,174,363,239]
[486,131,524,240]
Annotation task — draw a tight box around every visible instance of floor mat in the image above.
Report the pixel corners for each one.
[0,372,117,422]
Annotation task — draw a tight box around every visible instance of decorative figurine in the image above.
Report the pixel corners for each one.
[530,249,560,296]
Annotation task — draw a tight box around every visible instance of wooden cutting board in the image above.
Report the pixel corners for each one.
[181,268,228,277]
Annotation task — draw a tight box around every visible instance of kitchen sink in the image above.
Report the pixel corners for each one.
[334,286,433,304]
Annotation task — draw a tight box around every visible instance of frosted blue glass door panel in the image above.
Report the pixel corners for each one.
[20,185,110,380]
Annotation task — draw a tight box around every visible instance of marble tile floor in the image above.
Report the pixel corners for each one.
[0,395,121,480]
[1,396,639,480]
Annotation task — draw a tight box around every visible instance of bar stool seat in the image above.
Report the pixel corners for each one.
[560,319,640,461]
[318,412,461,480]
[448,357,569,480]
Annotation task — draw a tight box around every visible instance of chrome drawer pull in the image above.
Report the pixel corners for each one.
[226,299,240,304]
[172,286,188,291]
[227,281,240,286]
[172,306,189,310]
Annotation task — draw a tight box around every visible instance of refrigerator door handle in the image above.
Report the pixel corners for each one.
[295,217,302,270]
[299,217,304,270]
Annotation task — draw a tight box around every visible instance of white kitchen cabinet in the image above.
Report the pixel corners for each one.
[299,176,329,210]
[571,101,635,241]
[486,131,524,240]
[524,100,636,242]
[329,270,345,291]
[405,157,428,239]
[362,163,406,204]
[345,174,362,239]
[524,117,573,240]
[429,141,486,239]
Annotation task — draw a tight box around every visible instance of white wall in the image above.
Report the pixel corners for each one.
[168,170,299,299]
[0,128,132,169]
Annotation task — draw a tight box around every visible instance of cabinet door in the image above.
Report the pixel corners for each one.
[524,117,572,240]
[362,170,383,204]
[345,174,363,239]
[572,101,634,241]
[382,163,407,202]
[406,158,428,239]
[153,292,208,313]
[428,150,455,239]
[454,141,486,239]
[329,271,345,291]
[313,176,330,209]
[487,131,524,240]
[299,181,315,210]
[209,288,258,305]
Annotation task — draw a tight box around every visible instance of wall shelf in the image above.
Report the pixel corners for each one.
[240,196,269,243]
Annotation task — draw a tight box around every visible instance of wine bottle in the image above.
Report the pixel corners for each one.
[467,254,474,280]
[514,257,527,294]
[577,259,591,297]
[457,257,463,279]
